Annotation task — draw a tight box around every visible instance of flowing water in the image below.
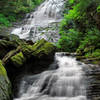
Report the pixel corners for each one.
[11,0,65,42]
[14,53,87,100]
[12,1,88,100]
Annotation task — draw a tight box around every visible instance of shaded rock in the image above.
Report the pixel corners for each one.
[26,40,34,45]
[0,39,18,59]
[2,46,25,85]
[1,39,57,98]
[32,39,56,58]
[2,46,21,64]
[21,39,56,58]
[76,56,86,60]
[0,35,9,41]
[23,39,57,74]
[0,60,11,100]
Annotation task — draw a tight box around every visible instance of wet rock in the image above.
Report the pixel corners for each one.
[86,64,100,100]
[32,39,56,58]
[0,39,18,59]
[2,38,57,80]
[21,44,34,58]
[20,39,57,74]
[21,39,56,59]
[0,60,12,100]
[10,52,26,68]
[1,38,57,98]
[76,56,86,60]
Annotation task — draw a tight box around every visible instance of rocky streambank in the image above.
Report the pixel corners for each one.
[0,34,100,100]
[0,35,57,99]
[76,51,100,100]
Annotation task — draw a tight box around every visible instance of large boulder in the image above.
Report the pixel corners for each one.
[1,39,57,98]
[32,39,56,57]
[22,39,57,74]
[0,60,11,100]
[21,39,56,58]
[3,39,57,79]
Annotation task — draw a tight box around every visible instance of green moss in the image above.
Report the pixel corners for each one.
[0,60,11,100]
[21,44,34,57]
[92,60,100,65]
[84,46,95,53]
[32,39,47,51]
[11,52,26,67]
[91,49,100,58]
[0,60,7,77]
[0,40,17,48]
[32,39,56,57]
[21,39,56,58]
[76,56,86,60]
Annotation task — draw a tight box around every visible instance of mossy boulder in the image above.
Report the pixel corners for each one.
[0,60,11,100]
[84,46,95,53]
[19,39,57,74]
[21,44,34,58]
[10,52,26,68]
[21,39,56,58]
[32,39,56,58]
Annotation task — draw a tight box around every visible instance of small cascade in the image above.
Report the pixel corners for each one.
[11,0,65,42]
[14,52,87,100]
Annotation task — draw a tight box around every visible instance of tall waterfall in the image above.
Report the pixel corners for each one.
[11,0,65,42]
[14,53,87,100]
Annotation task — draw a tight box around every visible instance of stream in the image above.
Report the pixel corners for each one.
[11,0,65,42]
[10,0,100,100]
[14,52,87,100]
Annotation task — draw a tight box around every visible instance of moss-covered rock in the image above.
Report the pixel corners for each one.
[0,60,11,100]
[21,44,34,58]
[0,39,18,59]
[10,52,26,68]
[2,46,21,64]
[32,39,56,58]
[21,39,56,58]
[84,46,95,53]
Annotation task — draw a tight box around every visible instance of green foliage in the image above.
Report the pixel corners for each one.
[79,28,100,51]
[92,49,100,58]
[58,0,100,58]
[57,29,82,52]
[97,5,100,12]
[0,14,11,27]
[0,0,44,29]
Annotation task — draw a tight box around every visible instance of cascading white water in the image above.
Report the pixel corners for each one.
[11,0,65,42]
[14,53,87,100]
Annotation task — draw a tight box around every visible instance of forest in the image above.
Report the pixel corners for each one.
[57,0,100,64]
[0,0,100,100]
[0,0,43,29]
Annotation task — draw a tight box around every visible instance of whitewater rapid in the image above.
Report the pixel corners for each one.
[11,0,65,42]
[14,52,87,100]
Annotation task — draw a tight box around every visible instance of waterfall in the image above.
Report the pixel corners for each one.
[14,52,87,100]
[11,0,65,42]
